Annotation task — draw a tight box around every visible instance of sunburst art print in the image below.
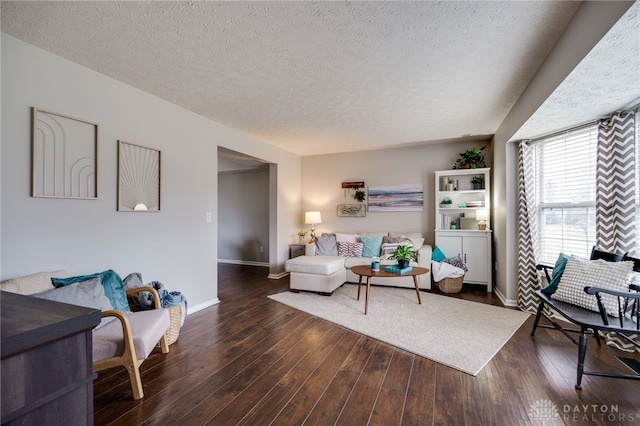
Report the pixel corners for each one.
[117,141,161,212]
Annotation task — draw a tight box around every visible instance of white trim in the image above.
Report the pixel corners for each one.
[218,259,269,267]
[187,298,220,315]
[269,271,289,279]
[494,287,519,308]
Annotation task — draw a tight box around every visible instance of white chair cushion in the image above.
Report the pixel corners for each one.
[285,256,345,276]
[93,308,170,362]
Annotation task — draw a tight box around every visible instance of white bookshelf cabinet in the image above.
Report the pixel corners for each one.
[434,168,492,291]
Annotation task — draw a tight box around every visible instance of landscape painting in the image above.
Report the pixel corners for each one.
[368,184,423,212]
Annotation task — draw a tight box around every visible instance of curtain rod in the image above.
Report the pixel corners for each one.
[528,104,639,144]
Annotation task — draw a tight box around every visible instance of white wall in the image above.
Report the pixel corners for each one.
[1,34,301,309]
[301,141,492,248]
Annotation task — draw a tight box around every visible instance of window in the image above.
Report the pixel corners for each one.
[533,124,598,264]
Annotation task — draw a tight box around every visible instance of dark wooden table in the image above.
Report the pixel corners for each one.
[1,291,101,425]
[350,265,429,314]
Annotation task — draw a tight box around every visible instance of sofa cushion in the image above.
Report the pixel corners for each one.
[52,269,131,313]
[540,253,569,295]
[335,233,359,243]
[0,270,67,295]
[285,255,345,276]
[551,256,633,317]
[315,234,338,256]
[33,277,117,329]
[337,241,364,257]
[360,235,383,257]
[93,308,170,362]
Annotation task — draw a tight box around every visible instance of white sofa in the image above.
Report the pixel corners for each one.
[285,231,432,294]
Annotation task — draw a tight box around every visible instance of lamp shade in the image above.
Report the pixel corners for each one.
[305,211,322,224]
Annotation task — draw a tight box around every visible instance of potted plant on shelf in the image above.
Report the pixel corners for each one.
[388,244,417,269]
[440,197,452,208]
[453,146,486,169]
[450,220,457,229]
[297,230,307,244]
[471,175,484,189]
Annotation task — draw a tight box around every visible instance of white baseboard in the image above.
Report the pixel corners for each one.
[187,298,220,315]
[218,259,269,267]
[494,287,518,307]
[268,271,289,279]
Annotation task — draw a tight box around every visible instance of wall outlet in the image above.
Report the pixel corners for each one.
[259,246,264,253]
[206,212,212,222]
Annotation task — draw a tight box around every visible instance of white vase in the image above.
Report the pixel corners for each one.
[298,236,305,244]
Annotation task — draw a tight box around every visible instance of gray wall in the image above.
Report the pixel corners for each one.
[1,34,301,310]
[218,169,270,264]
[301,141,492,249]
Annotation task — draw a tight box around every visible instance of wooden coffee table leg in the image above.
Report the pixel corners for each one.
[357,275,363,300]
[365,277,371,314]
[413,276,422,305]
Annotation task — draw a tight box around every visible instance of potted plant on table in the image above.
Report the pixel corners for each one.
[297,230,307,244]
[388,244,418,269]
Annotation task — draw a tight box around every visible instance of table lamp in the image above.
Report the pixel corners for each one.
[305,211,322,242]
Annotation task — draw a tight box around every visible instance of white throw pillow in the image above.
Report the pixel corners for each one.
[551,256,633,317]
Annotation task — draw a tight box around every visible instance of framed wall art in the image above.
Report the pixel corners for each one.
[32,107,99,199]
[117,140,161,212]
[368,183,423,212]
[337,204,366,217]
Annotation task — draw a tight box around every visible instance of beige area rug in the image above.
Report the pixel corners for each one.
[268,284,529,376]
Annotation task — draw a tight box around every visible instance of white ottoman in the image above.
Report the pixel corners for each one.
[285,256,346,295]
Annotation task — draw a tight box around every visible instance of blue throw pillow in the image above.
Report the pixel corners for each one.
[52,269,131,312]
[432,245,447,262]
[541,253,569,295]
[360,235,383,257]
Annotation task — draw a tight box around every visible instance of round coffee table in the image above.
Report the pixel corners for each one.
[350,264,430,314]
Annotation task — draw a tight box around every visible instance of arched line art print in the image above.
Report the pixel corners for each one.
[32,107,98,199]
[117,140,161,212]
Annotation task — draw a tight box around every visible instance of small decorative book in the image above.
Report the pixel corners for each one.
[384,265,413,274]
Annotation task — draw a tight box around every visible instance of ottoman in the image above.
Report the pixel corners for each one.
[285,255,346,295]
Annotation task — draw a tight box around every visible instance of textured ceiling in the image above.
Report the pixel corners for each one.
[1,1,636,156]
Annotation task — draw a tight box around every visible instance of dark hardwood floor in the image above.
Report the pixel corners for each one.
[94,264,640,425]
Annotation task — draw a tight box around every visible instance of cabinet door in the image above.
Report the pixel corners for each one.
[436,235,463,260]
[462,235,488,284]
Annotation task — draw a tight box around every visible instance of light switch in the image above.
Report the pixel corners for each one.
[206,212,212,222]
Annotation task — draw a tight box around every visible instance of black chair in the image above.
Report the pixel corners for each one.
[531,249,639,389]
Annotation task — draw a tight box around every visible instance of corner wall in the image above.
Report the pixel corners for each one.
[1,34,301,309]
[492,1,634,305]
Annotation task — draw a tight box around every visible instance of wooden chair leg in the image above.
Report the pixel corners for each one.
[160,334,170,354]
[126,362,144,400]
[531,302,545,336]
[576,327,588,390]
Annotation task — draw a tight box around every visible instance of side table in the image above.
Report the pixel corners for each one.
[289,243,306,259]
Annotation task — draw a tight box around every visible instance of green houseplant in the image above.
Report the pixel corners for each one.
[440,197,452,208]
[353,188,366,203]
[453,146,486,169]
[471,175,484,189]
[388,244,417,269]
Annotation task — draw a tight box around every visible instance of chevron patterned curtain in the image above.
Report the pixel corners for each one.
[517,141,540,313]
[596,111,638,352]
[596,111,636,255]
